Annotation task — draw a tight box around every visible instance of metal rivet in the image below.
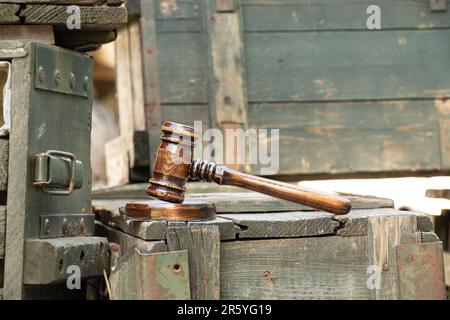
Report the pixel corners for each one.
[38,66,45,82]
[54,70,61,86]
[382,263,390,271]
[62,218,68,235]
[80,218,85,234]
[44,218,50,235]
[69,73,76,89]
[83,76,89,92]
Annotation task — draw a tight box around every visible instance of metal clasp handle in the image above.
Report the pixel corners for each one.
[33,150,77,196]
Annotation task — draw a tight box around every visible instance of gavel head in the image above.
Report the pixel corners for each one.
[147,121,198,203]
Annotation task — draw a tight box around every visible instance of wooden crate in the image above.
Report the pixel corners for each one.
[109,0,450,186]
[0,0,127,51]
[0,1,128,299]
[0,39,112,300]
[94,191,447,300]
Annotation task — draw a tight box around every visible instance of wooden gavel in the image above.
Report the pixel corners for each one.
[147,122,352,215]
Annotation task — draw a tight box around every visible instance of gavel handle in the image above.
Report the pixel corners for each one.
[212,166,351,215]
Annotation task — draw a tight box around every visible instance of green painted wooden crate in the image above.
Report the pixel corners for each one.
[94,191,447,300]
[0,1,127,299]
[111,0,450,184]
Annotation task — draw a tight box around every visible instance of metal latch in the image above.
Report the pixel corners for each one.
[33,150,83,195]
[430,0,447,11]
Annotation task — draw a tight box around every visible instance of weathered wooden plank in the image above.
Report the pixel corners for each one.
[104,135,129,187]
[145,33,450,104]
[93,193,400,242]
[248,100,449,129]
[128,21,145,132]
[0,207,5,258]
[444,252,450,287]
[116,26,136,137]
[155,31,450,104]
[106,0,123,5]
[93,191,393,213]
[0,63,7,130]
[246,30,450,102]
[434,209,449,252]
[0,259,3,298]
[105,131,149,186]
[94,199,238,241]
[20,4,127,28]
[126,0,140,18]
[251,126,441,175]
[242,0,450,31]
[0,40,27,58]
[166,225,220,300]
[0,1,106,5]
[420,231,440,243]
[220,236,370,299]
[426,188,450,199]
[0,140,7,192]
[162,104,209,128]
[367,215,421,300]
[154,0,200,20]
[219,211,338,238]
[92,185,150,199]
[153,0,202,32]
[158,32,207,104]
[156,19,202,32]
[115,21,145,135]
[95,222,168,255]
[439,119,450,169]
[114,218,167,242]
[3,51,31,300]
[412,210,434,232]
[247,100,446,174]
[188,218,238,241]
[153,0,450,32]
[203,2,248,127]
[95,206,167,241]
[335,208,431,237]
[0,3,19,24]
[23,237,109,285]
[0,259,3,288]
[188,192,394,213]
[93,191,393,214]
[0,26,54,43]
[140,0,162,177]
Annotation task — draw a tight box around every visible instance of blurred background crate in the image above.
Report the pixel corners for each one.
[104,0,450,187]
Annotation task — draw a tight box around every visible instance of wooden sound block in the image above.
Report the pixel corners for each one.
[119,200,216,221]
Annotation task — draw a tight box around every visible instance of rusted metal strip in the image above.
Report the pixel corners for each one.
[396,242,447,300]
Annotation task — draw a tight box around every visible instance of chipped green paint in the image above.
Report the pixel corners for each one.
[136,250,191,300]
[396,242,447,300]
